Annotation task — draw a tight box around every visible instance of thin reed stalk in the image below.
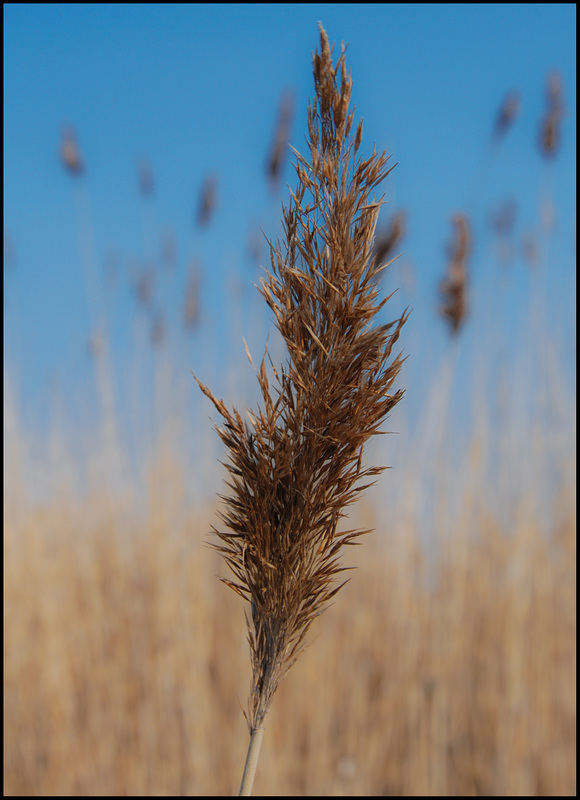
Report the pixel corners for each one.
[196,22,408,795]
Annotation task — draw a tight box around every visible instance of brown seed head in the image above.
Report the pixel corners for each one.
[373,210,407,274]
[197,174,218,228]
[266,89,295,188]
[196,23,408,732]
[440,213,470,334]
[60,125,83,176]
[492,90,521,143]
[539,70,564,158]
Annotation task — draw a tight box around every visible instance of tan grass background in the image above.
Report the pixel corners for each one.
[4,385,576,794]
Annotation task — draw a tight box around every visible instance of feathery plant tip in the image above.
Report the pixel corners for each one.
[196,22,408,792]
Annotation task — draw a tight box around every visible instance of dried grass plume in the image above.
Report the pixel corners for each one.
[196,21,408,793]
[440,212,470,334]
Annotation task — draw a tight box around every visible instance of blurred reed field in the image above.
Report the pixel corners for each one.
[3,39,576,800]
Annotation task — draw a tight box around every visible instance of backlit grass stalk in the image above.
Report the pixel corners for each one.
[196,23,408,795]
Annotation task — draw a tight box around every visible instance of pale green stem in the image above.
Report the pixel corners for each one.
[238,727,265,796]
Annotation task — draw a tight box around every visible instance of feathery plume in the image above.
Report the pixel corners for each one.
[491,90,521,144]
[196,23,408,794]
[539,71,564,159]
[373,210,407,273]
[197,174,218,228]
[440,213,470,334]
[59,125,84,176]
[266,89,295,189]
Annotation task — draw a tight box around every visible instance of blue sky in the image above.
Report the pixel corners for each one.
[4,4,577,473]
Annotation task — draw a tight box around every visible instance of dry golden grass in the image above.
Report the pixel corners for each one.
[4,447,575,795]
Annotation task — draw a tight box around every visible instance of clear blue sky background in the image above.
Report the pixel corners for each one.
[4,4,577,472]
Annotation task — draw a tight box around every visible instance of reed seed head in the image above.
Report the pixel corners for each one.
[266,89,295,189]
[196,23,408,732]
[440,213,470,335]
[60,125,84,176]
[373,210,407,273]
[539,70,564,159]
[492,90,521,143]
[197,174,218,228]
